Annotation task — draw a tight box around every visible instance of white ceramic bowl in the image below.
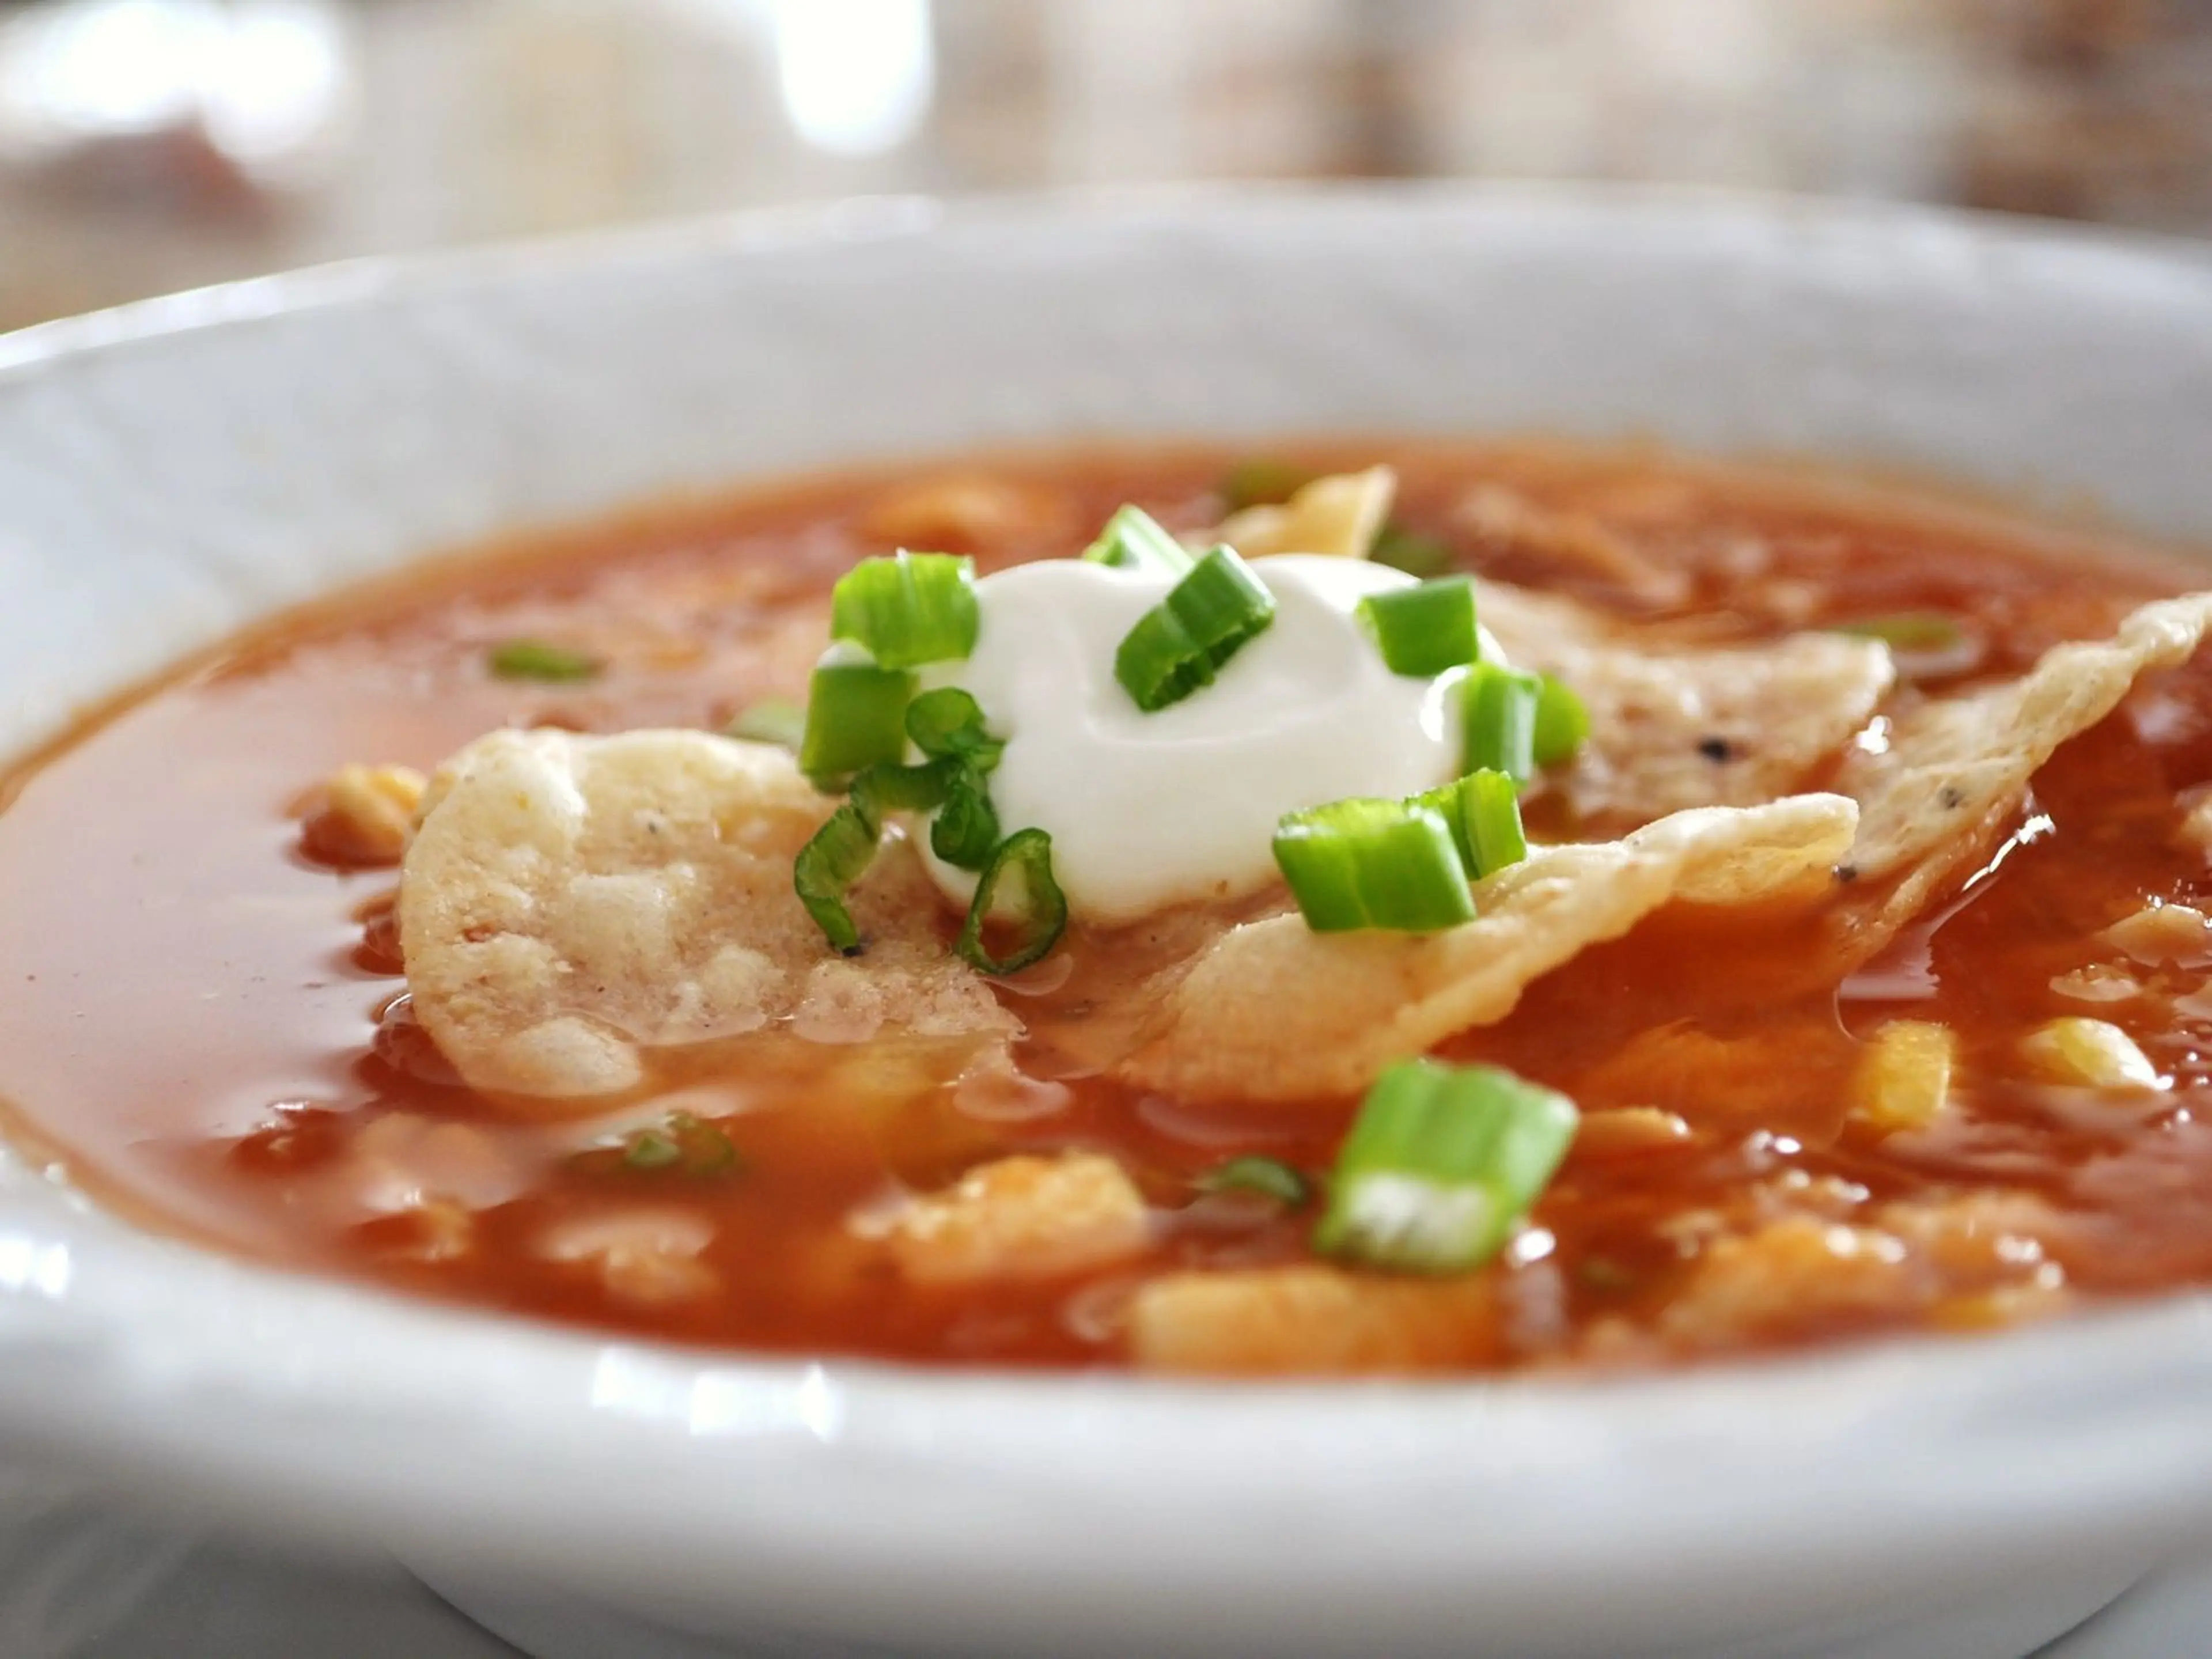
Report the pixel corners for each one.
[5,186,2212,1659]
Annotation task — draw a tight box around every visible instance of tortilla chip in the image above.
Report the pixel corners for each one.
[1456,482,1690,608]
[1214,466,1395,559]
[1128,1264,1499,1375]
[1116,793,1858,1104]
[1833,592,2212,948]
[400,728,1013,1101]
[1481,583,1895,824]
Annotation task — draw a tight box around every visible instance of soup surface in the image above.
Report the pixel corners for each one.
[6,442,2212,1374]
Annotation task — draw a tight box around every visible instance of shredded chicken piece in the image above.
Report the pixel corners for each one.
[537,1208,718,1305]
[880,1152,1150,1285]
[300,763,427,866]
[859,476,1075,555]
[1456,482,1690,608]
[399,728,1014,1102]
[1658,1191,2069,1350]
[1128,1264,1498,1376]
[2101,902,2212,968]
[1480,583,1894,823]
[1847,1020,1959,1136]
[1213,466,1395,559]
[1116,794,1856,1105]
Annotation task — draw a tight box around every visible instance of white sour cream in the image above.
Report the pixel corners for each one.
[915,554,1481,925]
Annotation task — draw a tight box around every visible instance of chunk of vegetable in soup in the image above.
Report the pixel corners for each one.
[3,442,2212,1377]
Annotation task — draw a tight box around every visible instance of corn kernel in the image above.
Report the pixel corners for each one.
[2019,1017,2162,1090]
[1848,1020,1957,1134]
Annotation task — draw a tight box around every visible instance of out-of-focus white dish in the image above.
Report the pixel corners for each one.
[3,187,2212,1659]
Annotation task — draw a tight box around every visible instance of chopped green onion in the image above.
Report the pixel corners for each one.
[1834,612,1964,652]
[1114,546,1277,713]
[1273,797,1476,934]
[725,698,806,750]
[1411,768,1527,880]
[1220,457,1313,513]
[1313,1059,1578,1274]
[1368,522,1455,578]
[956,828,1067,974]
[797,655,914,787]
[1531,673,1590,769]
[1460,768,1528,877]
[1357,575,1479,677]
[1198,1155,1312,1208]
[829,551,979,669]
[905,686,1005,770]
[930,765,1002,870]
[487,639,601,683]
[573,1111,742,1179]
[1082,505,1195,576]
[793,802,881,953]
[1461,662,1540,785]
[847,757,953,822]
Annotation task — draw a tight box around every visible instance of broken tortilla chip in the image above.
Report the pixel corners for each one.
[1115,793,1858,1104]
[1832,592,2212,951]
[399,727,1013,1102]
[1213,465,1395,560]
[1481,582,1895,824]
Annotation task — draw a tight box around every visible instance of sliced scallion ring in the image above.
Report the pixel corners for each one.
[487,639,601,683]
[1219,457,1312,513]
[1113,545,1277,713]
[829,551,979,669]
[1368,522,1454,578]
[905,685,1005,770]
[792,801,882,955]
[797,652,915,789]
[1198,1155,1312,1208]
[1357,574,1479,677]
[724,698,806,750]
[1531,673,1590,769]
[847,757,954,823]
[1313,1059,1578,1274]
[956,828,1068,975]
[1081,505,1195,577]
[1411,767,1527,881]
[1461,662,1541,785]
[1272,797,1476,934]
[930,765,1002,871]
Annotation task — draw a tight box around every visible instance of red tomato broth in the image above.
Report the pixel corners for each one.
[1,441,2206,1370]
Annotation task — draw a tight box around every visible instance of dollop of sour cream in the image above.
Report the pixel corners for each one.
[916,554,1488,925]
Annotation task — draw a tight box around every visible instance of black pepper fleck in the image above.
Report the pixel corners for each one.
[1834,863,1860,884]
[1938,785,1965,809]
[1697,736,1736,763]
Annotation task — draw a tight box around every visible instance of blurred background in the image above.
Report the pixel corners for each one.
[2,0,2210,334]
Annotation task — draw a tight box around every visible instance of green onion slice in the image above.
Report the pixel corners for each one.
[1114,546,1277,713]
[1220,457,1313,513]
[1412,768,1527,881]
[930,768,1002,871]
[793,801,881,954]
[1313,1059,1579,1274]
[724,698,807,750]
[847,757,953,823]
[904,686,1005,770]
[1833,612,1964,652]
[1198,1155,1312,1208]
[1273,797,1476,934]
[1368,522,1455,578]
[956,828,1068,975]
[1082,505,1195,577]
[1459,768,1528,877]
[1461,662,1540,785]
[829,551,980,670]
[1531,673,1590,769]
[1358,575,1480,678]
[571,1111,742,1179]
[797,654,915,789]
[487,639,601,683]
